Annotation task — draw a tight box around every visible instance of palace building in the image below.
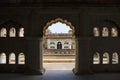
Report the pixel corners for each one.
[42,29,76,64]
[43,29,75,54]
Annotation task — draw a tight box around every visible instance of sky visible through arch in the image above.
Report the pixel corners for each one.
[48,22,71,33]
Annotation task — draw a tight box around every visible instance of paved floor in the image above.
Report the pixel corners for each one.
[1,70,120,80]
[43,62,75,70]
[0,62,120,80]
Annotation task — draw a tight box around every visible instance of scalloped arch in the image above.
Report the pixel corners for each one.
[43,18,75,36]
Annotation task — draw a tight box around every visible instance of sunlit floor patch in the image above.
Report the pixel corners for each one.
[43,62,75,70]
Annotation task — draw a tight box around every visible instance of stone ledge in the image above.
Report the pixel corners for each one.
[43,59,75,63]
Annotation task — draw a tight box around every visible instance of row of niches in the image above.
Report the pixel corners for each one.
[93,52,118,64]
[0,27,24,37]
[0,52,25,64]
[93,27,118,37]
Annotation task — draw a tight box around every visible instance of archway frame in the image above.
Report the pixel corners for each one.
[42,17,77,71]
[43,18,75,36]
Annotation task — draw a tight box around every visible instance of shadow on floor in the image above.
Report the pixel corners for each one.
[0,70,120,80]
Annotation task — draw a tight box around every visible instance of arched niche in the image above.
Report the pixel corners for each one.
[103,52,109,64]
[18,53,25,64]
[102,27,109,37]
[111,27,118,37]
[57,42,62,49]
[112,52,119,64]
[93,52,100,64]
[9,53,16,64]
[0,53,6,64]
[0,28,7,37]
[93,27,100,37]
[19,28,24,37]
[9,27,16,37]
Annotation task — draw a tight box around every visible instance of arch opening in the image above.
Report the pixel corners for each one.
[0,53,6,64]
[0,28,7,37]
[19,28,24,37]
[112,52,118,64]
[93,27,100,37]
[9,27,16,37]
[18,53,25,64]
[9,53,16,64]
[103,52,109,64]
[57,42,62,49]
[42,18,76,70]
[102,27,109,37]
[93,52,100,64]
[111,27,118,37]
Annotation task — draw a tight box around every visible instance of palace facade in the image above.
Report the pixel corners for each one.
[43,29,75,54]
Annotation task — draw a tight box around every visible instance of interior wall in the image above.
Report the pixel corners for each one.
[0,6,119,74]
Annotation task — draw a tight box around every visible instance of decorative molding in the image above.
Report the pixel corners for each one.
[43,18,75,36]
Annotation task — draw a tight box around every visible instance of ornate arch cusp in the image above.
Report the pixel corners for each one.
[43,18,75,36]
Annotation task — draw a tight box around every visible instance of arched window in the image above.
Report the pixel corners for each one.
[0,53,6,64]
[103,52,109,64]
[64,41,69,44]
[0,28,7,37]
[112,52,119,64]
[18,53,25,64]
[102,27,109,37]
[57,42,62,49]
[93,27,100,37]
[111,27,118,37]
[93,52,100,64]
[9,27,16,37]
[50,42,55,44]
[9,53,16,64]
[19,28,24,37]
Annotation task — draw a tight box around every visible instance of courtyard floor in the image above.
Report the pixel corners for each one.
[43,62,75,70]
[0,62,120,80]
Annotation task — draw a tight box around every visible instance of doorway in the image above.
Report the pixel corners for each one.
[42,18,76,70]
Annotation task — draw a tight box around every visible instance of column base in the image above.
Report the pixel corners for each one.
[73,68,93,75]
[73,68,79,75]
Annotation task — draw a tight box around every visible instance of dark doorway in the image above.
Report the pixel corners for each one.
[57,42,62,49]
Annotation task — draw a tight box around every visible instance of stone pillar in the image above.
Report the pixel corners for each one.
[73,37,79,74]
[73,37,92,74]
[99,52,103,65]
[16,52,18,64]
[109,52,112,64]
[6,52,9,64]
[24,37,45,75]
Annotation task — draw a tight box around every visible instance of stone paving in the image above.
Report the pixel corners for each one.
[43,62,75,70]
[0,60,120,80]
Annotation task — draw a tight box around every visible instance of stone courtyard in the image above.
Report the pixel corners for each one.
[43,53,75,70]
[43,62,75,70]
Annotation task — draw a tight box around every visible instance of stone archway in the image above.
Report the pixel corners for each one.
[43,18,75,36]
[42,18,77,71]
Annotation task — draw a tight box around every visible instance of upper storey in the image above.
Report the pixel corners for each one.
[0,0,120,7]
